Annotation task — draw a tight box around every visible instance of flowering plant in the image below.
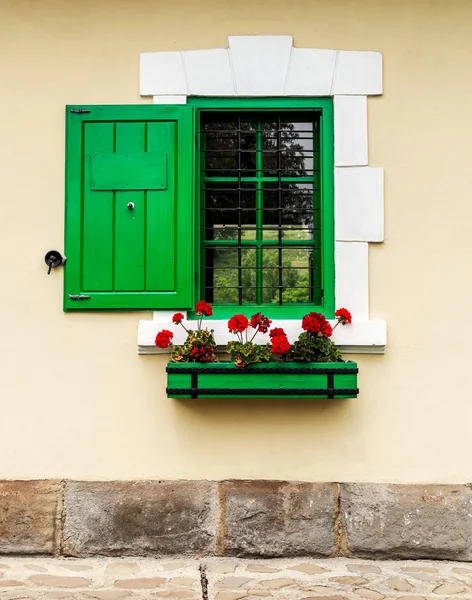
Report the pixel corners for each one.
[226,312,274,368]
[155,300,217,363]
[287,308,352,363]
[156,302,352,367]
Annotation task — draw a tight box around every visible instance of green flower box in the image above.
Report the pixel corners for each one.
[166,362,358,399]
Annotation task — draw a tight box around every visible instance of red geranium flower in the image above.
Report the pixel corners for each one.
[271,333,291,355]
[155,329,174,348]
[250,312,272,334]
[195,300,213,317]
[335,308,352,325]
[302,312,333,337]
[321,321,333,337]
[172,312,185,325]
[269,327,286,338]
[228,314,249,333]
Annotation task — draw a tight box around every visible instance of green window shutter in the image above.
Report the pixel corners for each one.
[64,105,194,311]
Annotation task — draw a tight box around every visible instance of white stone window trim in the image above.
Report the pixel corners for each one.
[137,35,386,355]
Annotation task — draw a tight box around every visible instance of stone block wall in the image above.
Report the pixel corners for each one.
[1,480,471,560]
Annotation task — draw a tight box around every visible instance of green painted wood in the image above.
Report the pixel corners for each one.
[188,98,333,110]
[114,122,146,292]
[197,372,331,389]
[166,361,358,399]
[146,121,176,292]
[319,102,335,317]
[188,97,335,320]
[82,122,115,292]
[91,152,167,190]
[168,361,356,371]
[64,105,195,311]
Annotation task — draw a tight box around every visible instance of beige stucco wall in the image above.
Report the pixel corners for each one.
[2,0,471,482]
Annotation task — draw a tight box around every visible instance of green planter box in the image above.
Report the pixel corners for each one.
[166,362,358,399]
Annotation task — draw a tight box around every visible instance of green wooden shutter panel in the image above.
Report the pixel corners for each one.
[90,152,167,191]
[64,105,194,311]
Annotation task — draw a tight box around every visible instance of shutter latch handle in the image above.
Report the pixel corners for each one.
[45,250,66,275]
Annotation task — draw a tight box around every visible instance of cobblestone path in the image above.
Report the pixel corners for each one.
[1,557,472,599]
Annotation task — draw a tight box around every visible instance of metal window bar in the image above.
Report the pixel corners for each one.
[237,116,243,305]
[255,119,263,304]
[277,115,283,305]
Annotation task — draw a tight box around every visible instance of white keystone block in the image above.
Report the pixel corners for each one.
[332,51,382,96]
[285,48,337,96]
[334,96,368,166]
[228,35,293,96]
[335,167,384,242]
[140,52,187,96]
[335,242,369,321]
[184,49,235,96]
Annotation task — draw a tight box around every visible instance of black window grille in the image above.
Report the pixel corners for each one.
[200,111,322,306]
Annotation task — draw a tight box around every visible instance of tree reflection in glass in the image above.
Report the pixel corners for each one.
[201,112,321,306]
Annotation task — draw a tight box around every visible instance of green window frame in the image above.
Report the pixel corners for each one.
[188,97,334,320]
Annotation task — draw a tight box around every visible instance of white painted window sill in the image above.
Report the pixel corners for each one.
[137,312,386,355]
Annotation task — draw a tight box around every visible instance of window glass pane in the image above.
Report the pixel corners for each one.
[204,247,257,305]
[202,184,257,241]
[262,183,317,241]
[262,248,318,304]
[202,116,257,177]
[262,120,315,177]
[261,248,278,304]
[200,110,323,308]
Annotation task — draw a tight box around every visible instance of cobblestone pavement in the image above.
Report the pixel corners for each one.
[1,557,472,599]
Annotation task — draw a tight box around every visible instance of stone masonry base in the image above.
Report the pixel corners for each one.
[1,481,471,560]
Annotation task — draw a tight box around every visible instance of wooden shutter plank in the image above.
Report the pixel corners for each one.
[114,122,146,292]
[82,122,115,292]
[146,121,176,292]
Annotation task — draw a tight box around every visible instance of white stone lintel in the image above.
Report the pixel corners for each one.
[184,49,235,96]
[140,37,382,98]
[285,48,337,96]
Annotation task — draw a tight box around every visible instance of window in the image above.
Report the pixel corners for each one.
[64,100,334,318]
[194,98,334,319]
[136,37,386,353]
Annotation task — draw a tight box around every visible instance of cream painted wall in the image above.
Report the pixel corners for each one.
[2,0,471,482]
